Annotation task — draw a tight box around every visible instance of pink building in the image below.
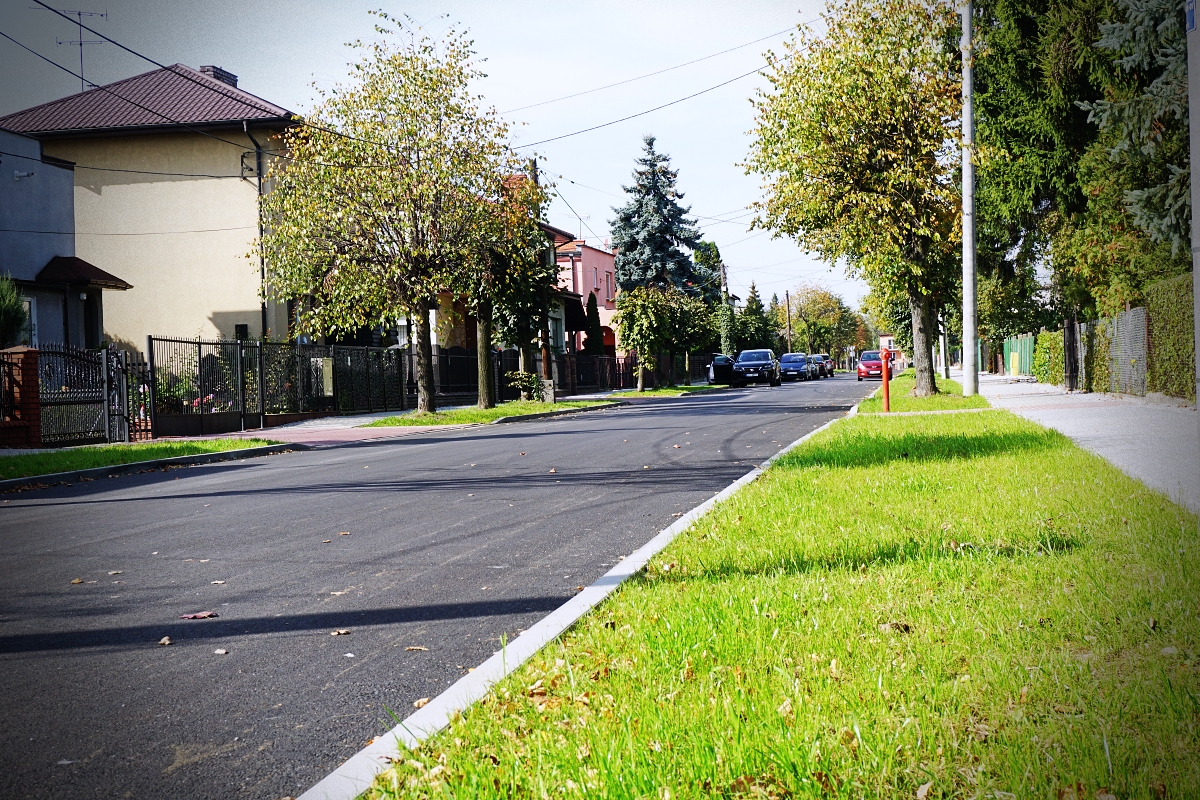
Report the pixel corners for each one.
[557,241,617,355]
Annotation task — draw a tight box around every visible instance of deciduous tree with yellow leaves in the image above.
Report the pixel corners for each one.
[745,0,961,395]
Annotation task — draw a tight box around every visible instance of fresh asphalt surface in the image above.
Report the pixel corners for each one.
[0,375,870,799]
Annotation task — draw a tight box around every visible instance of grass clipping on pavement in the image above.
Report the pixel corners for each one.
[859,369,990,413]
[0,438,279,481]
[620,386,722,398]
[363,400,606,427]
[366,410,1198,798]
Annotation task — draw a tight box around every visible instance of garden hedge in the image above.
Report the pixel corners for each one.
[1146,272,1194,401]
[1031,330,1064,385]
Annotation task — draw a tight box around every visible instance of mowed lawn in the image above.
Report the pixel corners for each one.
[363,400,607,427]
[858,370,990,414]
[0,438,279,481]
[366,411,1199,799]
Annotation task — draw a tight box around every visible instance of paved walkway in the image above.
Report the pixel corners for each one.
[955,370,1199,513]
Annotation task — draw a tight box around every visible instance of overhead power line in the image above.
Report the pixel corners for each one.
[27,0,390,153]
[0,148,241,178]
[517,64,767,149]
[499,24,800,114]
[0,29,384,170]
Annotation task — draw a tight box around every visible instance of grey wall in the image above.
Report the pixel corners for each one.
[0,128,74,282]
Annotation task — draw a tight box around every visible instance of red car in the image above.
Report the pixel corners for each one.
[857,351,885,381]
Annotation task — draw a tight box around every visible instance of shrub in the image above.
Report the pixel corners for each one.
[1146,272,1194,401]
[1031,330,1064,385]
[1082,320,1113,393]
[505,370,542,401]
[0,276,27,348]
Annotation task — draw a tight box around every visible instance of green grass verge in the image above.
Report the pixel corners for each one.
[858,369,990,413]
[0,438,279,481]
[618,385,722,398]
[362,400,607,427]
[365,410,1198,799]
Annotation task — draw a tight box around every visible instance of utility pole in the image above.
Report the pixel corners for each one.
[960,0,979,396]
[1187,0,1200,531]
[720,260,733,355]
[785,290,793,353]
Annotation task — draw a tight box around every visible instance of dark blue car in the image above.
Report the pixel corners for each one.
[780,352,816,381]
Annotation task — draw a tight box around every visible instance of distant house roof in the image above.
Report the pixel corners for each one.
[539,222,576,246]
[0,64,292,138]
[36,256,132,290]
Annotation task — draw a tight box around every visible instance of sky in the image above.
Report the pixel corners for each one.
[0,0,868,309]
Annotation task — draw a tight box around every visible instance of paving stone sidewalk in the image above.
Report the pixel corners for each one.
[953,370,1199,513]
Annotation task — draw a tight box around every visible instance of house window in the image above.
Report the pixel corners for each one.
[19,297,36,346]
[594,267,598,289]
[605,273,612,301]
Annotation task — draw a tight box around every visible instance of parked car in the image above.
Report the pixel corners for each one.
[779,352,815,381]
[857,350,885,381]
[708,354,733,384]
[732,349,780,387]
[816,353,834,376]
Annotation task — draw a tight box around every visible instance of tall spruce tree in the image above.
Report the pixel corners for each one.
[736,283,775,351]
[582,292,605,355]
[610,136,714,298]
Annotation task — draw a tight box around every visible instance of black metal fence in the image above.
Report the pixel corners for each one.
[143,337,715,437]
[39,342,107,446]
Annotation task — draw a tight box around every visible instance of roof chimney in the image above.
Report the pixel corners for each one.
[199,65,238,88]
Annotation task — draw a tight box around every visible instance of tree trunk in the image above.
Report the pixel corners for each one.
[907,289,938,396]
[414,303,437,412]
[637,352,646,392]
[476,297,494,409]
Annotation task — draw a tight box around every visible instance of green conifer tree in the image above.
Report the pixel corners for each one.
[0,277,27,349]
[610,136,715,299]
[736,283,775,351]
[582,292,605,355]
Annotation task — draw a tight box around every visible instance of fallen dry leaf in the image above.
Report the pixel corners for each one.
[322,539,332,543]
[519,452,526,456]
[879,621,912,634]
[211,580,225,585]
[344,652,354,658]
[330,591,348,596]
[179,611,218,620]
[1019,685,1030,704]
[108,571,122,576]
[214,649,228,655]
[405,646,429,651]
[158,636,171,646]
[673,444,680,448]
[339,531,351,536]
[413,697,430,708]
[576,585,584,592]
[1096,789,1117,800]
[331,629,351,636]
[916,781,933,800]
[548,468,557,473]
[70,578,83,584]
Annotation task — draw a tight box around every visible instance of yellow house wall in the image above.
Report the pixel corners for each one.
[42,131,288,352]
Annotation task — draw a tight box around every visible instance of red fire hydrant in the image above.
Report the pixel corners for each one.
[880,346,891,413]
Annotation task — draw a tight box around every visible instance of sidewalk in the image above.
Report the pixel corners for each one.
[952,370,1199,513]
[187,408,474,448]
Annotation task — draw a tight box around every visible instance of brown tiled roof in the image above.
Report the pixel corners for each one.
[36,256,132,290]
[0,64,291,137]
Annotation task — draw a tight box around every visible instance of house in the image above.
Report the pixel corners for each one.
[393,222,585,356]
[0,63,293,351]
[0,126,131,347]
[557,240,617,355]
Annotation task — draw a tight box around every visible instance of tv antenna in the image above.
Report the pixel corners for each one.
[32,7,108,91]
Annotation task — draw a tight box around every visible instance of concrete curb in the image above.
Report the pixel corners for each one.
[613,386,729,399]
[491,401,624,424]
[859,407,995,417]
[296,401,860,800]
[0,442,309,493]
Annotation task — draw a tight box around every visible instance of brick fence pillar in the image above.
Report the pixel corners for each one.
[0,346,41,448]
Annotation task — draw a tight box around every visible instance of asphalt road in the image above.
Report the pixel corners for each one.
[0,375,870,799]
